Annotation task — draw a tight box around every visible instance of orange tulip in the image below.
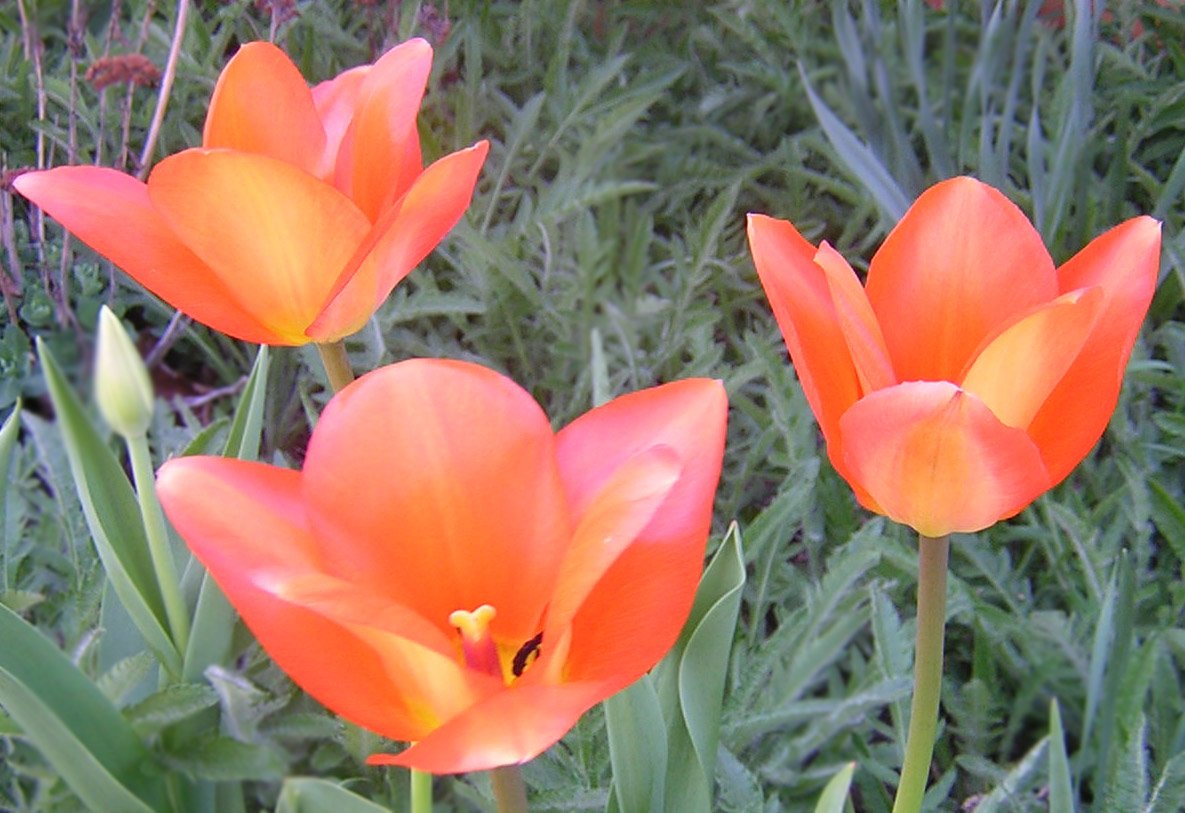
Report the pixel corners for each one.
[748,177,1160,537]
[156,359,727,772]
[14,40,487,346]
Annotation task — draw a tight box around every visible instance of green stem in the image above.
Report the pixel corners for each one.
[128,434,190,657]
[490,765,528,813]
[316,340,355,393]
[891,533,950,813]
[410,769,432,813]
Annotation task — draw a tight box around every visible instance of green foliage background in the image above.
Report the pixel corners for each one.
[1,0,1184,810]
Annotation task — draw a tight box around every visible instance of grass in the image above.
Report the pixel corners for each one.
[2,0,1184,810]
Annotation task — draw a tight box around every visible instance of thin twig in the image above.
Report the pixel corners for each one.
[137,0,189,180]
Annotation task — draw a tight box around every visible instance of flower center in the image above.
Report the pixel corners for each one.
[448,604,501,678]
[448,605,544,683]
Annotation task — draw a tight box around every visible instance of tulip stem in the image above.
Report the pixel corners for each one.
[891,533,950,813]
[410,768,432,813]
[316,341,355,393]
[128,434,190,659]
[491,765,528,813]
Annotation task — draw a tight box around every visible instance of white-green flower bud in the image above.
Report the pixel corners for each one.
[96,306,154,438]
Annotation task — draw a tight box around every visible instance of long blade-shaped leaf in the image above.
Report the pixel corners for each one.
[0,603,167,812]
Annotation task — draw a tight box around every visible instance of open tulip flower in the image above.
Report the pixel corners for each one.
[156,359,727,773]
[14,39,487,346]
[748,177,1161,537]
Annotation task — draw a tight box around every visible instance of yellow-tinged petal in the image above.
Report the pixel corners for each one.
[333,38,431,220]
[307,141,489,341]
[147,150,371,345]
[1027,217,1162,483]
[866,177,1058,381]
[747,214,861,447]
[366,681,618,774]
[960,288,1103,429]
[839,381,1050,536]
[156,459,433,740]
[815,241,895,394]
[12,167,280,344]
[301,359,570,643]
[202,42,326,178]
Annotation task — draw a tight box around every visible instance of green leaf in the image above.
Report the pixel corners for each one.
[37,339,181,675]
[1049,699,1075,813]
[605,673,667,813]
[654,523,746,813]
[1103,715,1148,813]
[1145,751,1185,813]
[0,603,168,812]
[0,401,20,551]
[813,762,856,813]
[126,683,220,736]
[221,345,270,462]
[167,735,286,781]
[276,777,391,813]
[1148,481,1185,565]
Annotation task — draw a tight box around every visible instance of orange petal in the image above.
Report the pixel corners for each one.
[275,572,499,740]
[301,359,570,645]
[815,241,896,394]
[552,379,726,683]
[334,38,431,220]
[307,141,489,341]
[747,214,861,447]
[311,65,369,178]
[866,177,1058,382]
[1027,216,1161,483]
[202,42,325,178]
[12,167,280,344]
[960,288,1103,429]
[555,378,727,544]
[156,458,436,740]
[147,150,371,345]
[838,381,1050,536]
[366,681,617,773]
[543,446,681,644]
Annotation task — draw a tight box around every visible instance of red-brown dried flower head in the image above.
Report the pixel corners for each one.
[85,54,161,91]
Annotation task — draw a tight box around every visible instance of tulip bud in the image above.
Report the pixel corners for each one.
[95,306,154,438]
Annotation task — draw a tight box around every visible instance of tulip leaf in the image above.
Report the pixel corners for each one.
[813,762,856,813]
[182,346,270,682]
[652,522,746,813]
[275,777,392,813]
[37,339,181,675]
[798,64,910,222]
[0,401,20,550]
[605,673,667,813]
[0,603,168,812]
[1048,699,1076,813]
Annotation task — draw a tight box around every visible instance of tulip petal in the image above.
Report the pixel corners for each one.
[1027,217,1161,483]
[307,141,489,341]
[866,177,1058,381]
[554,379,727,682]
[815,242,895,393]
[12,167,280,344]
[555,378,727,544]
[302,359,570,644]
[202,42,326,178]
[543,446,681,644]
[960,288,1103,429]
[747,214,862,446]
[334,38,432,221]
[147,150,371,345]
[839,381,1050,536]
[367,681,617,774]
[156,458,439,740]
[311,65,369,178]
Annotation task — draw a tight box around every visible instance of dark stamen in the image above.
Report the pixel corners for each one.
[512,632,543,677]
